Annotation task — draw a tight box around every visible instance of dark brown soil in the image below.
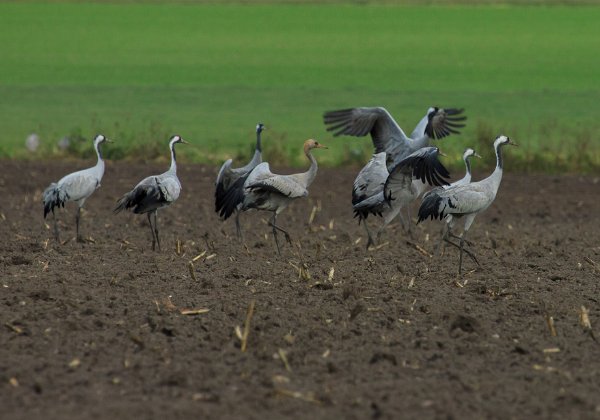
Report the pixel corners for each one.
[1,159,600,419]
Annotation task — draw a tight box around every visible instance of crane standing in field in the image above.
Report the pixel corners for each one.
[114,135,188,251]
[42,134,112,243]
[220,139,327,255]
[418,135,517,275]
[434,148,481,253]
[323,106,466,233]
[215,123,265,239]
[352,147,451,248]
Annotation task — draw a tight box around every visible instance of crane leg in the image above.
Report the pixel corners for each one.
[442,234,479,267]
[404,207,413,237]
[147,212,157,251]
[377,205,403,243]
[458,236,465,276]
[269,213,291,255]
[436,222,448,256]
[76,207,84,243]
[235,211,243,241]
[52,211,60,243]
[153,211,161,252]
[447,231,475,247]
[363,219,376,249]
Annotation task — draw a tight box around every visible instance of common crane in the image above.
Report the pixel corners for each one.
[114,135,188,251]
[215,123,265,239]
[42,134,112,243]
[434,148,481,251]
[220,139,327,255]
[417,136,517,275]
[353,147,451,248]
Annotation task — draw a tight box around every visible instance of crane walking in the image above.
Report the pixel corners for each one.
[220,139,327,255]
[215,123,265,239]
[42,134,112,243]
[114,135,188,251]
[417,136,517,275]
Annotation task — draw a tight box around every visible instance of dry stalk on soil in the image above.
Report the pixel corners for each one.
[277,348,292,372]
[235,300,256,352]
[546,315,558,337]
[579,305,596,341]
[274,388,322,405]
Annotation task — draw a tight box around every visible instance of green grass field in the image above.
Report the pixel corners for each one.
[1,2,599,171]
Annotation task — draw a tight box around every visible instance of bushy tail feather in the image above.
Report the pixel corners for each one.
[214,181,227,213]
[42,183,68,218]
[113,192,132,214]
[219,175,248,220]
[114,185,162,214]
[417,191,444,224]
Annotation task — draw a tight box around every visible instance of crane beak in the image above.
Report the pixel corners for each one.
[509,141,519,147]
[317,144,328,149]
[438,151,447,157]
[180,139,189,145]
[105,139,114,143]
[473,152,482,158]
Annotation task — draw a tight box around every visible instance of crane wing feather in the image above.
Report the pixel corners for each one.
[323,107,411,156]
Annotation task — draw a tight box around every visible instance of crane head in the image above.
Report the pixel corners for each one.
[464,148,481,159]
[169,135,189,145]
[303,139,328,153]
[94,134,113,145]
[495,135,517,148]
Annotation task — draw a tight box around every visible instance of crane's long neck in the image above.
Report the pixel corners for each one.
[462,156,472,182]
[94,140,103,162]
[247,129,263,168]
[465,156,472,177]
[488,144,504,192]
[255,129,262,153]
[302,149,319,188]
[94,141,105,174]
[168,142,177,174]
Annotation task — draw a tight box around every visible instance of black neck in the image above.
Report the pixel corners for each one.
[465,157,471,175]
[256,129,262,153]
[96,142,103,160]
[495,144,503,170]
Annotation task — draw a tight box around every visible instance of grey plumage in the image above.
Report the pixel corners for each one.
[433,148,481,249]
[323,105,466,244]
[418,136,517,275]
[323,106,466,169]
[215,123,265,238]
[352,147,451,248]
[224,139,327,255]
[114,135,188,251]
[42,134,111,242]
[352,152,389,222]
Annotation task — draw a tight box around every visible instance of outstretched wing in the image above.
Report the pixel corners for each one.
[411,107,466,140]
[387,147,451,188]
[323,107,411,156]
